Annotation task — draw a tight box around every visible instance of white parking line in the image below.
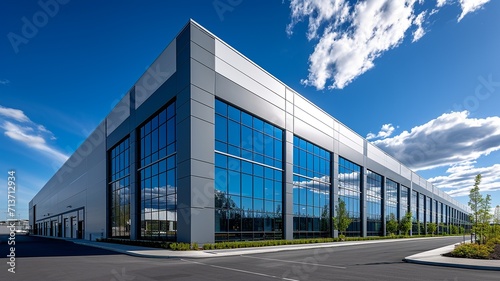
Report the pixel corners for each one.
[180,259,300,281]
[240,255,347,269]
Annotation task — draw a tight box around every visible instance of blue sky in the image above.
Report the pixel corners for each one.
[1,0,499,220]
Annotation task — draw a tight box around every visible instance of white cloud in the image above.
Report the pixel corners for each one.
[0,105,31,123]
[458,0,491,22]
[412,10,427,42]
[288,0,427,90]
[0,79,9,85]
[429,162,500,197]
[367,123,395,140]
[436,0,447,8]
[286,0,350,40]
[0,105,68,165]
[1,121,68,164]
[372,111,500,171]
[287,0,491,90]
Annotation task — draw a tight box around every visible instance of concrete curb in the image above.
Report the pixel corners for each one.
[73,236,458,259]
[404,243,500,271]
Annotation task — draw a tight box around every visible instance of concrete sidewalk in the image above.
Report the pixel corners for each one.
[67,236,499,270]
[68,236,450,259]
[75,238,418,258]
[404,243,500,271]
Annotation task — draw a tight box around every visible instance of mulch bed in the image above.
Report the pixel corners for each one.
[490,244,500,260]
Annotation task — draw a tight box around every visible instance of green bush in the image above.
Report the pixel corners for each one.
[100,232,461,251]
[200,235,434,251]
[98,238,172,249]
[449,243,493,259]
[169,242,191,251]
[486,237,500,247]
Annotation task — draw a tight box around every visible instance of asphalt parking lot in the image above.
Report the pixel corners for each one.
[1,235,498,281]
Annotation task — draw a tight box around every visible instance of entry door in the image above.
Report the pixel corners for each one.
[78,221,84,239]
[71,217,77,238]
[64,218,69,237]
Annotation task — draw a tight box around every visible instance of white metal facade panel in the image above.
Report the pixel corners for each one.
[214,40,285,99]
[400,165,411,180]
[339,125,364,153]
[294,106,334,138]
[215,57,285,109]
[294,94,333,131]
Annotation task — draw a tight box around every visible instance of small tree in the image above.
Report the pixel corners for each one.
[333,199,352,240]
[468,174,483,243]
[386,213,399,236]
[399,211,412,236]
[426,223,437,236]
[478,194,492,244]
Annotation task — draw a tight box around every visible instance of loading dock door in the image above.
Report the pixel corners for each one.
[64,218,69,238]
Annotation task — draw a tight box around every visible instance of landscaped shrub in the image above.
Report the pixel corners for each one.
[169,242,191,251]
[486,237,500,247]
[99,233,459,251]
[98,238,171,249]
[449,243,493,259]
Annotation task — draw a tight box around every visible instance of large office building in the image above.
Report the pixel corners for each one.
[29,20,470,244]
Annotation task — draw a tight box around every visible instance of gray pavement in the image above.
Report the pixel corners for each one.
[69,236,500,270]
[5,235,500,280]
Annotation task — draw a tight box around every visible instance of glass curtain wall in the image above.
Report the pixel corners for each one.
[438,202,444,233]
[109,138,130,237]
[434,200,439,230]
[338,157,361,236]
[419,194,425,234]
[139,101,177,241]
[400,186,409,220]
[214,99,283,241]
[366,170,383,236]
[292,136,331,238]
[426,197,432,227]
[385,179,398,223]
[411,191,418,234]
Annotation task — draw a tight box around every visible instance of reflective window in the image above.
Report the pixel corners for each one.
[293,136,331,239]
[215,99,283,242]
[434,200,439,225]
[338,157,361,236]
[366,170,382,236]
[418,193,425,234]
[385,179,398,222]
[109,138,130,238]
[438,202,444,233]
[426,196,432,224]
[139,101,176,241]
[400,186,409,220]
[411,190,418,234]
